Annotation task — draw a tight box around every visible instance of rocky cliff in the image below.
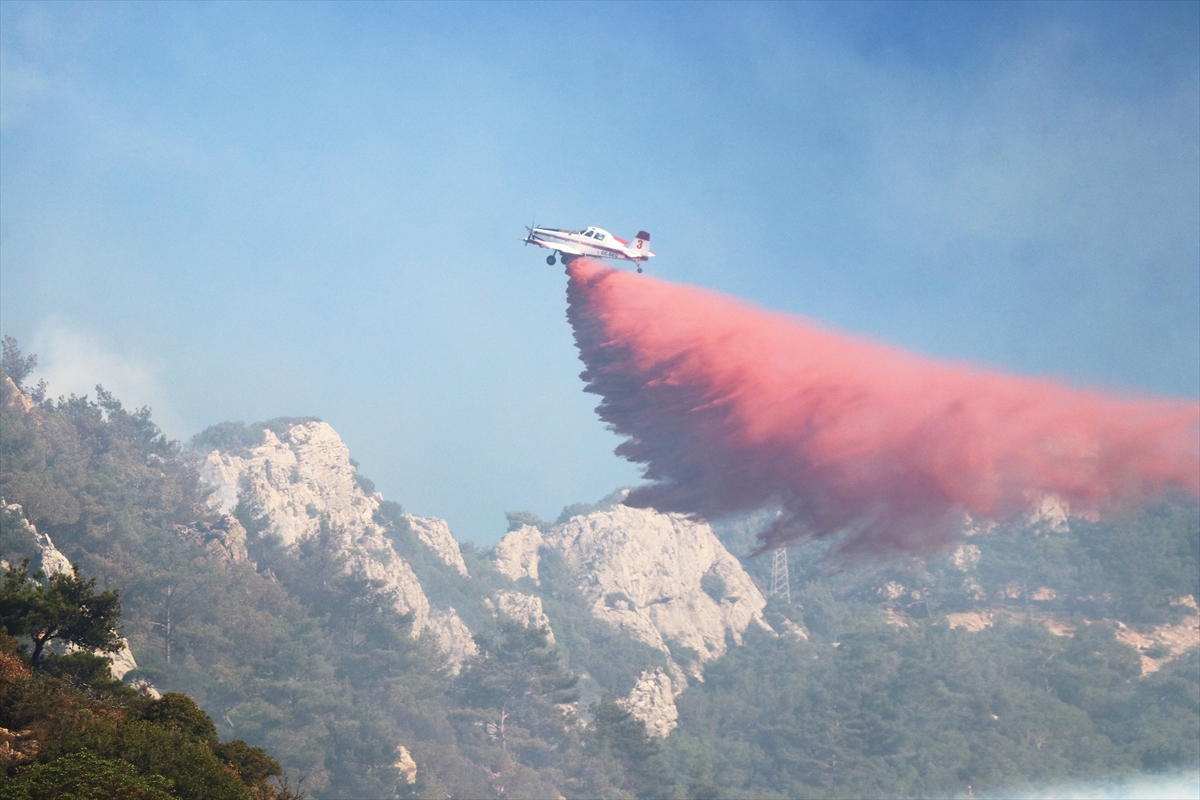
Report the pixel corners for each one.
[197,421,476,666]
[496,499,769,668]
[405,514,470,576]
[493,494,771,734]
[197,419,773,737]
[487,590,555,643]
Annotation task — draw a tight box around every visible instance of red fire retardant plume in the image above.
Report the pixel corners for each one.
[566,259,1200,555]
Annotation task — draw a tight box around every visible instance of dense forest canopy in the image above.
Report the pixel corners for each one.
[2,339,1197,799]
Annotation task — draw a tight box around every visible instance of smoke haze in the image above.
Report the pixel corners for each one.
[566,259,1200,555]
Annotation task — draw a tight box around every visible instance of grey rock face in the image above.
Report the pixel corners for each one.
[197,421,475,666]
[539,503,768,668]
[427,609,477,675]
[405,514,469,576]
[494,501,770,735]
[393,745,417,785]
[196,419,771,738]
[199,423,380,548]
[619,668,679,738]
[174,516,250,568]
[492,524,543,583]
[3,502,73,577]
[487,590,555,643]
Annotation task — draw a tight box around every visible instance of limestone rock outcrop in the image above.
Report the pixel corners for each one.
[541,503,769,668]
[198,421,474,666]
[200,422,381,548]
[33,530,72,578]
[197,419,773,736]
[174,516,250,568]
[3,502,72,577]
[394,745,418,785]
[3,376,33,413]
[1028,493,1071,533]
[493,524,543,583]
[619,667,680,738]
[487,590,555,643]
[405,514,469,576]
[0,725,38,769]
[427,609,477,675]
[493,498,770,735]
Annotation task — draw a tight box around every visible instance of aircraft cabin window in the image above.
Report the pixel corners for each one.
[584,231,594,237]
[595,233,605,240]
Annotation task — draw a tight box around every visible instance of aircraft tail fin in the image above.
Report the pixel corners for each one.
[633,231,651,257]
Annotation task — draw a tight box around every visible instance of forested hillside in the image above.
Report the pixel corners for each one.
[677,500,1200,798]
[665,585,1199,799]
[2,339,1197,799]
[0,347,674,798]
[1,626,292,800]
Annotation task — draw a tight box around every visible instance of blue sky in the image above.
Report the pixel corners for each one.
[2,1,1197,545]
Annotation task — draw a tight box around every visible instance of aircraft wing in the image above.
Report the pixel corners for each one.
[525,235,586,256]
[552,241,587,255]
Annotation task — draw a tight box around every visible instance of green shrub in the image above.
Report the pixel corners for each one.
[0,751,177,800]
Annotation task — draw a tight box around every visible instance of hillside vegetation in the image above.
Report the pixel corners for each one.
[2,340,1197,799]
[0,352,669,798]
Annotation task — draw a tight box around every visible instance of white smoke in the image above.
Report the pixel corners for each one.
[28,316,184,438]
[986,771,1200,800]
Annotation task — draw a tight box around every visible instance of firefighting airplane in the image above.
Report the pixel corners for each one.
[523,225,655,272]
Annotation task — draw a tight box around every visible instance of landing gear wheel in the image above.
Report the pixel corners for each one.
[637,266,643,273]
[546,254,556,265]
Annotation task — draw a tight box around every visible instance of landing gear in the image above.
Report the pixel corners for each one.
[546,254,556,265]
[637,266,643,273]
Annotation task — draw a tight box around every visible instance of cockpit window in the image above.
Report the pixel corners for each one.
[584,231,594,238]
[595,233,605,240]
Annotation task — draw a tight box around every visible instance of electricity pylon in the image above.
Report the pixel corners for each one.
[770,546,791,603]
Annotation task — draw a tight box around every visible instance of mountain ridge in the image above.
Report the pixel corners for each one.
[3,369,1197,799]
[194,418,773,733]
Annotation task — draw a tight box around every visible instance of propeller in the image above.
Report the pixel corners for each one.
[524,216,537,246]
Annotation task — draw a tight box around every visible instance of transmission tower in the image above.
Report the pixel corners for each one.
[770,546,791,603]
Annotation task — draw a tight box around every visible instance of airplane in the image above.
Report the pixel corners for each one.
[523,225,655,272]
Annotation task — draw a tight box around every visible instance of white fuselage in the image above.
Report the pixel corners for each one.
[524,226,655,264]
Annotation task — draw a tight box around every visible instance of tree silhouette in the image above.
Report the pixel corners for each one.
[0,559,123,666]
[1,335,37,390]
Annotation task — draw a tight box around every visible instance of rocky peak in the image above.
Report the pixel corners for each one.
[197,419,776,735]
[493,501,771,735]
[200,422,379,548]
[405,514,469,576]
[197,420,475,666]
[486,590,555,643]
[546,503,769,667]
[619,668,679,738]
[493,524,543,583]
[1027,493,1070,533]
